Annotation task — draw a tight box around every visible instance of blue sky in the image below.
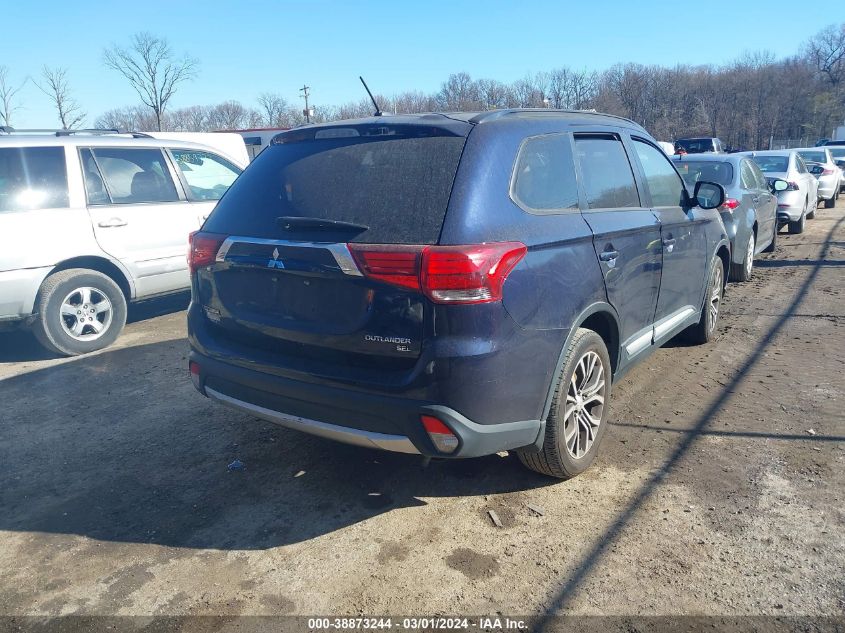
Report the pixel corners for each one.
[2,0,834,128]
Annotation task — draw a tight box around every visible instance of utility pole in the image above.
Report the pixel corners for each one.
[299,84,314,123]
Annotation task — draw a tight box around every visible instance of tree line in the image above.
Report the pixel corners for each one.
[2,23,843,149]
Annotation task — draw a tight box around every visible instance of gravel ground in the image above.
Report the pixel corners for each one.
[0,200,843,628]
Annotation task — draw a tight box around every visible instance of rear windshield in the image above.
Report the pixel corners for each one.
[674,160,734,186]
[0,146,69,212]
[675,139,714,154]
[751,156,789,173]
[798,150,826,163]
[205,125,467,244]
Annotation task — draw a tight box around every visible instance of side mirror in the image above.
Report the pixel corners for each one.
[771,178,789,192]
[836,159,845,169]
[808,164,824,176]
[693,181,726,210]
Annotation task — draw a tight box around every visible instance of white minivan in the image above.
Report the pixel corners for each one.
[0,129,247,355]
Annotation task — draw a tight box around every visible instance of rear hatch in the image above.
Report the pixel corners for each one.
[193,120,470,376]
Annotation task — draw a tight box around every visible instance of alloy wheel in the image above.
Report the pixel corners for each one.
[59,287,113,342]
[708,264,723,334]
[563,351,607,459]
[745,234,755,278]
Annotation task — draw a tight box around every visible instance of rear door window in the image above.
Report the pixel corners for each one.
[740,160,758,190]
[85,147,180,204]
[204,125,467,244]
[574,136,640,209]
[0,146,69,212]
[171,149,241,201]
[511,134,578,213]
[632,140,684,207]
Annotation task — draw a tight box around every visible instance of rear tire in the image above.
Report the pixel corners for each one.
[788,210,805,234]
[32,268,127,356]
[685,257,724,345]
[518,328,612,480]
[824,195,835,209]
[729,233,754,282]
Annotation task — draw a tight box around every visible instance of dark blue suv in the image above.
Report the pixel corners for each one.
[187,110,730,479]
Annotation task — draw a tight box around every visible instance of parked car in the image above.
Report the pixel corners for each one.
[821,144,845,192]
[187,110,731,480]
[657,141,676,155]
[739,150,818,234]
[675,137,726,154]
[673,154,781,281]
[796,148,842,208]
[0,128,246,355]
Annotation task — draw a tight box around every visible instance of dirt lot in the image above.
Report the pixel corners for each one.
[1,200,843,627]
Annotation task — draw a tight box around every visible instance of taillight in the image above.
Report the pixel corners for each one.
[822,168,834,175]
[188,231,227,274]
[421,415,459,454]
[787,181,800,191]
[349,242,527,305]
[719,198,740,211]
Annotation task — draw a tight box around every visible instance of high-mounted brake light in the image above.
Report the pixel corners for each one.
[719,198,740,211]
[421,415,459,454]
[188,232,227,274]
[348,242,527,304]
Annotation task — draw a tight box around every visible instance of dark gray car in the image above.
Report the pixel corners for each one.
[673,153,779,281]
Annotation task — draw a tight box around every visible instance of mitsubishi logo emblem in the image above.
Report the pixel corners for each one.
[267,247,285,269]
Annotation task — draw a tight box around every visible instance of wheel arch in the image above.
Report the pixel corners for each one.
[540,302,621,422]
[46,256,134,303]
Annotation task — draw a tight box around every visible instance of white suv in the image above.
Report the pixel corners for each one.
[0,129,246,355]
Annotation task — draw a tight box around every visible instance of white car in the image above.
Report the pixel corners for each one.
[0,129,246,355]
[796,147,842,208]
[739,150,819,235]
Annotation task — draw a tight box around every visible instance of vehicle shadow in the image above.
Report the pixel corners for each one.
[0,292,190,363]
[0,338,554,550]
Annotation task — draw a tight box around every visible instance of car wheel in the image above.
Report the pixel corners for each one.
[685,257,724,345]
[763,221,777,253]
[788,209,806,234]
[32,268,127,357]
[518,328,612,480]
[824,194,836,209]
[730,232,755,282]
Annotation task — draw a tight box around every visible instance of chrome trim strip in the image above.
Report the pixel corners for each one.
[205,387,419,454]
[625,329,653,356]
[215,236,363,276]
[654,306,696,340]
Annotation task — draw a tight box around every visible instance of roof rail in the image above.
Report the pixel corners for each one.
[0,127,153,138]
[468,108,638,127]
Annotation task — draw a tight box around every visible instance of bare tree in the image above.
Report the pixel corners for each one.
[103,32,198,131]
[804,23,845,87]
[36,66,85,129]
[257,92,290,127]
[0,66,26,127]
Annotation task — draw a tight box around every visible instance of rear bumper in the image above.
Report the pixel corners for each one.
[0,266,52,320]
[190,351,544,458]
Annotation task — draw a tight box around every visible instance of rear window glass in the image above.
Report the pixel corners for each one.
[752,156,789,173]
[0,147,69,212]
[797,151,826,163]
[205,126,467,244]
[511,134,578,212]
[676,139,714,154]
[674,160,734,186]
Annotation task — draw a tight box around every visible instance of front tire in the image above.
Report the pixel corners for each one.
[763,221,777,253]
[685,257,724,345]
[788,209,805,234]
[518,328,612,480]
[730,232,755,282]
[32,268,127,356]
[824,194,835,209]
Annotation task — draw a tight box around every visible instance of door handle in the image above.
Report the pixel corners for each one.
[599,250,618,262]
[97,217,127,228]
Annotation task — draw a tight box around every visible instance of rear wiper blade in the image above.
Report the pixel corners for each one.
[276,216,369,233]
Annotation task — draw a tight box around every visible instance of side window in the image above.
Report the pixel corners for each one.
[80,149,109,205]
[740,160,757,190]
[749,162,768,191]
[795,156,807,174]
[88,148,179,204]
[0,147,69,212]
[574,136,640,209]
[632,139,684,207]
[171,149,241,202]
[511,134,578,213]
